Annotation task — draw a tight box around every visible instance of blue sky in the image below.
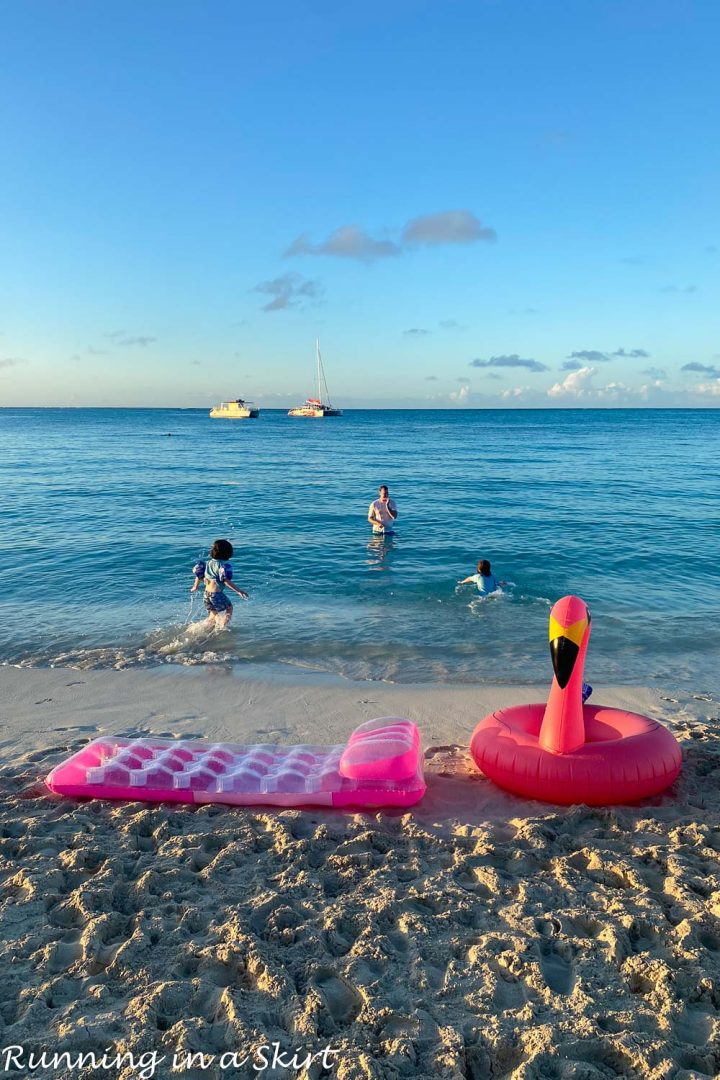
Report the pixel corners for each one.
[1,0,718,407]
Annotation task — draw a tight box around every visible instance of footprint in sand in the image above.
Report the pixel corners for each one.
[80,912,134,973]
[325,915,360,957]
[47,940,83,975]
[535,919,575,995]
[249,900,305,943]
[697,928,720,952]
[627,919,663,954]
[566,913,603,939]
[313,967,363,1027]
[596,1014,625,1034]
[25,746,58,763]
[44,975,83,1010]
[673,1006,712,1046]
[289,815,318,841]
[491,965,526,1010]
[538,940,575,995]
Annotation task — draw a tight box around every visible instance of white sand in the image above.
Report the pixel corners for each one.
[1,665,719,1079]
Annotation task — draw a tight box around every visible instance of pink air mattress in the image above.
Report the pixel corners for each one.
[45,718,425,809]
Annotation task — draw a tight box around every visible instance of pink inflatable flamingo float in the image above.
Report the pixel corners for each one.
[470,595,682,805]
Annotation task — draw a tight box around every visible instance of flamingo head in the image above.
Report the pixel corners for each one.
[548,595,591,689]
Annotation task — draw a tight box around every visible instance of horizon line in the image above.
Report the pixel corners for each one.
[2,405,719,412]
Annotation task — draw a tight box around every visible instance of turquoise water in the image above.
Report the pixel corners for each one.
[1,408,718,692]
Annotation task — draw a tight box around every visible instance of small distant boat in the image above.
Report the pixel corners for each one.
[288,341,343,418]
[209,398,259,419]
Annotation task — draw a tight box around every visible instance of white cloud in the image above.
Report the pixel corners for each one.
[500,386,530,400]
[547,368,676,405]
[594,381,634,401]
[547,366,597,398]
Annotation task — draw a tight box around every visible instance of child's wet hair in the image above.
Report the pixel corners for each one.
[211,539,233,561]
[477,559,491,576]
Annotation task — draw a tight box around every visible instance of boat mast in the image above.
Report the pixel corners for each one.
[316,339,321,404]
[316,339,332,408]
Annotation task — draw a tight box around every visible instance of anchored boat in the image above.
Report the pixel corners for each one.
[209,398,259,419]
[288,341,342,417]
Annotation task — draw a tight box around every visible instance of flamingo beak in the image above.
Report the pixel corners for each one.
[548,615,589,689]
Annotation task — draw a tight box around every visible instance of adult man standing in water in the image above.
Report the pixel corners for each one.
[368,484,398,534]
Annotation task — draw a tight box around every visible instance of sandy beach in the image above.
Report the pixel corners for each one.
[1,666,719,1079]
[3,0,719,1074]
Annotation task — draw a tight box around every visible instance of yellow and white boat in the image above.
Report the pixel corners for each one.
[209,398,259,419]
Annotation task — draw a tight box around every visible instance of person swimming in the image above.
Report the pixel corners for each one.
[457,558,506,595]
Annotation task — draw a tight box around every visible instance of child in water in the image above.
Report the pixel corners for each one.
[458,558,506,595]
[190,539,248,628]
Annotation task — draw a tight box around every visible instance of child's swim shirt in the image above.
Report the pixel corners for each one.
[472,572,499,594]
[205,558,233,592]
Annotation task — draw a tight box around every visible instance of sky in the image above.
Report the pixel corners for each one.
[0,0,718,408]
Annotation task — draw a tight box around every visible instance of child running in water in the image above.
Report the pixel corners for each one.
[458,558,506,595]
[191,539,248,628]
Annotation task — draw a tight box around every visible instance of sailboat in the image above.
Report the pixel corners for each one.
[288,341,343,418]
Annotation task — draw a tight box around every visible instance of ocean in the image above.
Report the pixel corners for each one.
[1,407,718,693]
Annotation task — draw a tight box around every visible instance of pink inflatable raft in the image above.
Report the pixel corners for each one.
[46,718,425,810]
[470,596,682,805]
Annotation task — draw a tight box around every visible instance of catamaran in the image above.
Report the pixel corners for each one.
[209,398,259,419]
[288,341,343,418]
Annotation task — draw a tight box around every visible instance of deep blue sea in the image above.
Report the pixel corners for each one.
[1,408,718,693]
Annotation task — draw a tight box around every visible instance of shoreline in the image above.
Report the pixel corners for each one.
[0,664,687,764]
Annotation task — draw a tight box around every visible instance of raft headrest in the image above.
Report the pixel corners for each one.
[339,718,421,782]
